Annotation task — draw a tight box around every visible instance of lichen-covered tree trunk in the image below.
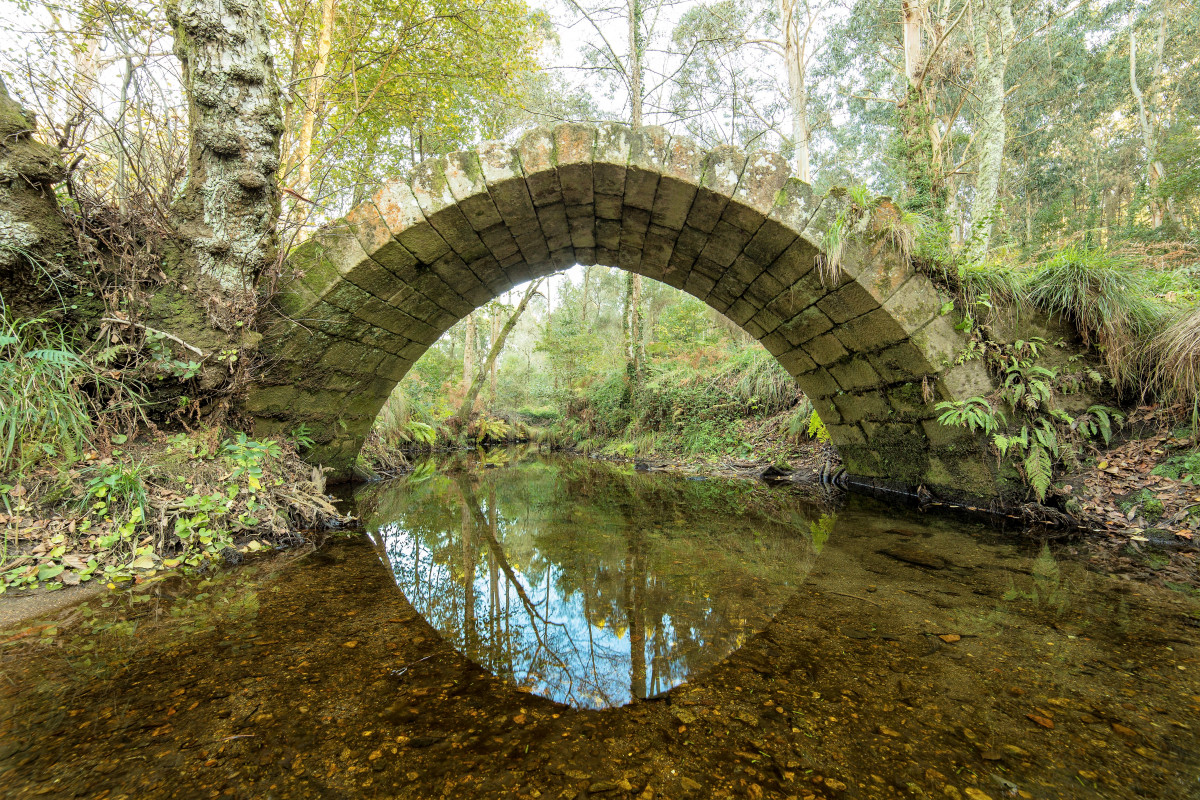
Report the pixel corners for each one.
[0,78,74,318]
[967,0,1015,262]
[167,0,284,294]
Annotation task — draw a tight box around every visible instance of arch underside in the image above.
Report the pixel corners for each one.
[248,123,998,499]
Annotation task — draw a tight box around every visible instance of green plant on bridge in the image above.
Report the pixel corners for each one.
[937,335,1123,502]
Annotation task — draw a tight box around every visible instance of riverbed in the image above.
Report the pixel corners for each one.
[2,451,1197,799]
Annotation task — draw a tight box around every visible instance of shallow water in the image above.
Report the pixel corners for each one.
[361,454,814,707]
[1,451,1198,800]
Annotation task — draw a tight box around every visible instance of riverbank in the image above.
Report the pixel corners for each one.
[0,426,347,598]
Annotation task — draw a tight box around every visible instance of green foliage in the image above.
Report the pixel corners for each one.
[1151,451,1200,484]
[0,312,143,475]
[80,461,149,525]
[222,433,283,492]
[807,410,830,443]
[473,417,511,444]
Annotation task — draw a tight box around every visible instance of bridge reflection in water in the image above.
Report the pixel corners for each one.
[362,453,819,708]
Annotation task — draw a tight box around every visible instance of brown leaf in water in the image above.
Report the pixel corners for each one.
[1026,714,1055,729]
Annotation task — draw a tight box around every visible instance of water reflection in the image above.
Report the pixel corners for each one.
[358,454,819,708]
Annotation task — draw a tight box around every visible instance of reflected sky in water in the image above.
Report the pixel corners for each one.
[362,454,821,707]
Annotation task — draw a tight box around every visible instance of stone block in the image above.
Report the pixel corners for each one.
[477,140,540,232]
[399,341,428,361]
[833,390,891,424]
[824,423,867,446]
[698,219,752,269]
[842,238,913,305]
[776,347,817,376]
[518,126,562,207]
[651,136,704,230]
[744,270,784,310]
[567,211,597,251]
[243,385,299,415]
[747,305,783,336]
[683,270,717,300]
[344,200,398,266]
[866,341,936,384]
[766,237,819,288]
[725,298,757,327]
[802,333,848,366]
[920,417,977,448]
[443,150,503,231]
[808,395,842,425]
[885,382,934,419]
[938,360,994,400]
[376,354,414,382]
[625,127,671,211]
[743,217,797,268]
[593,122,631,197]
[833,307,908,354]
[882,273,946,335]
[553,123,596,207]
[778,305,834,346]
[724,157,786,233]
[908,317,964,373]
[534,201,572,252]
[343,254,400,300]
[798,367,840,398]
[829,357,883,391]
[816,282,880,324]
[373,179,450,265]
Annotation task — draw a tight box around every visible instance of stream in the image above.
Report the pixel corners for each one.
[1,450,1198,799]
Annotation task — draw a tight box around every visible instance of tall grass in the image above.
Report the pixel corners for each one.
[1025,245,1169,387]
[1149,306,1200,410]
[0,312,143,476]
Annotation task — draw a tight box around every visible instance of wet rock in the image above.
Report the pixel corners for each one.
[672,708,697,726]
[408,736,442,748]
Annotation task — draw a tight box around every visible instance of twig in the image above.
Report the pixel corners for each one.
[827,590,883,607]
[101,318,207,357]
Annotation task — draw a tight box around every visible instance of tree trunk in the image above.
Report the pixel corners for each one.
[489,311,500,400]
[1129,7,1176,229]
[967,0,1014,262]
[167,0,283,293]
[631,273,644,374]
[780,0,810,181]
[295,0,336,195]
[455,280,542,426]
[463,311,477,388]
[628,0,643,126]
[902,0,923,87]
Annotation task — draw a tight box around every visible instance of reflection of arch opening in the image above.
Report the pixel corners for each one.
[248,123,997,498]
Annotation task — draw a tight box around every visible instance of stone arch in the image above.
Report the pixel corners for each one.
[247,123,997,498]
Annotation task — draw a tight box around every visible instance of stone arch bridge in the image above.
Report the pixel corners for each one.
[246,123,997,498]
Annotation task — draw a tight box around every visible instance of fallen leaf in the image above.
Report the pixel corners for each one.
[1026,714,1054,729]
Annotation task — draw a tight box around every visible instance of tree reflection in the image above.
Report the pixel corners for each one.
[362,455,825,708]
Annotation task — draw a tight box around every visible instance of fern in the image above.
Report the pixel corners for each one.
[1023,444,1053,502]
[935,397,1005,435]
